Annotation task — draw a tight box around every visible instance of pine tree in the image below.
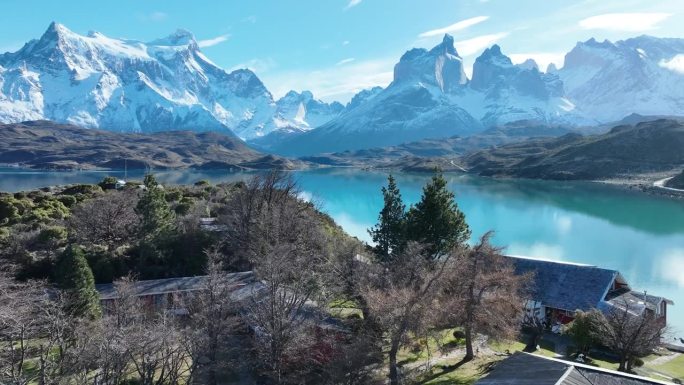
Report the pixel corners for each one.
[55,245,102,319]
[368,175,406,261]
[136,174,174,239]
[406,171,470,258]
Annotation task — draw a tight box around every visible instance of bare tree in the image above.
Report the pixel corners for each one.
[182,249,241,385]
[220,171,305,270]
[362,243,453,385]
[0,274,45,385]
[244,243,324,384]
[589,304,666,372]
[442,232,529,361]
[67,190,139,251]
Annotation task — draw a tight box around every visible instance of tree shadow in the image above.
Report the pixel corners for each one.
[415,357,483,384]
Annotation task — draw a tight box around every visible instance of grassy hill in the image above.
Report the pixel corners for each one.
[463,119,684,180]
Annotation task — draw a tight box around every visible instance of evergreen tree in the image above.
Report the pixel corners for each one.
[368,175,406,261]
[406,171,470,258]
[136,174,175,239]
[55,245,102,319]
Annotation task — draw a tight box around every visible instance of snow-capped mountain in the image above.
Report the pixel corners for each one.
[0,22,341,140]
[263,90,344,135]
[469,44,585,127]
[558,36,684,122]
[262,35,588,156]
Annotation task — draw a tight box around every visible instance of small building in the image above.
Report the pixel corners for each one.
[506,256,673,328]
[198,217,228,232]
[476,352,672,385]
[95,271,256,315]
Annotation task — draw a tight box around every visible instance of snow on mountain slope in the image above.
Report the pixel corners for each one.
[262,35,591,156]
[467,44,591,127]
[0,23,275,137]
[558,36,684,122]
[262,90,344,135]
[0,22,339,140]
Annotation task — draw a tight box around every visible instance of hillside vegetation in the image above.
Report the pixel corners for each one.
[464,119,684,180]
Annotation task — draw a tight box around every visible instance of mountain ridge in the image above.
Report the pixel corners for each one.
[0,22,342,140]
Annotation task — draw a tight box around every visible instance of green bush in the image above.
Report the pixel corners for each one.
[61,184,103,197]
[165,190,183,202]
[37,226,68,246]
[0,227,10,241]
[57,195,78,208]
[24,199,69,223]
[0,198,21,224]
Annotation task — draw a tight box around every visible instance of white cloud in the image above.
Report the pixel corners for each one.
[336,58,355,66]
[149,11,168,21]
[242,15,257,23]
[509,52,566,72]
[418,16,489,38]
[659,249,684,288]
[456,32,509,57]
[197,34,230,48]
[659,54,684,74]
[507,242,565,261]
[342,40,350,46]
[579,12,672,32]
[333,212,373,243]
[261,58,395,103]
[137,11,168,22]
[344,0,362,10]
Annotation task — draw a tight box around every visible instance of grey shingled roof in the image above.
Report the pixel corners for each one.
[505,256,617,312]
[476,352,571,385]
[477,353,672,385]
[95,271,255,300]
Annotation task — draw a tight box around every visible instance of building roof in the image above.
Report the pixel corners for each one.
[505,256,617,312]
[95,271,255,300]
[476,352,673,385]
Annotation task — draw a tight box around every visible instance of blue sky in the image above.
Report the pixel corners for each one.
[1,0,682,102]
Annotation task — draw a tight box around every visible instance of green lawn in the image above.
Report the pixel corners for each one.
[397,328,465,365]
[647,353,684,381]
[489,339,557,358]
[327,298,364,319]
[416,355,497,385]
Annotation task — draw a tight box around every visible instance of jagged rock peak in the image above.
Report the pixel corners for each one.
[429,34,459,56]
[149,29,198,48]
[393,33,467,91]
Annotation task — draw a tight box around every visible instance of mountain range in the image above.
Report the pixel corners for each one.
[0,22,342,140]
[2,23,684,156]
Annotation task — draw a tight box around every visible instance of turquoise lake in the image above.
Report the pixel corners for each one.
[1,167,684,333]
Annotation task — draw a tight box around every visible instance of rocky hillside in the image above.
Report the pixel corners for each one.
[464,119,684,180]
[667,170,684,189]
[0,121,300,170]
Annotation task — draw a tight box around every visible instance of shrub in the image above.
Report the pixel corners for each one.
[98,176,119,190]
[0,198,21,224]
[37,225,68,246]
[61,184,103,197]
[453,330,466,340]
[57,195,78,207]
